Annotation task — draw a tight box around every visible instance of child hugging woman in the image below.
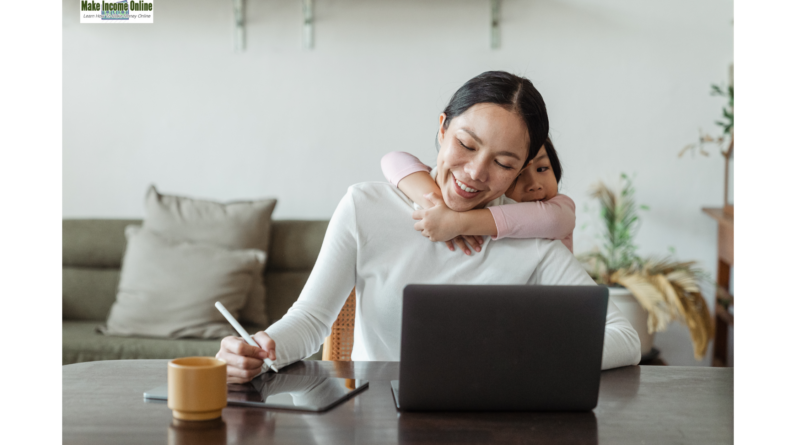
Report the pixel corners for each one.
[381,136,574,254]
[217,71,640,380]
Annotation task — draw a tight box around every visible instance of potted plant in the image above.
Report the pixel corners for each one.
[579,174,714,360]
[679,66,734,215]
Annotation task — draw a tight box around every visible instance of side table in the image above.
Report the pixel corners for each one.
[702,207,734,367]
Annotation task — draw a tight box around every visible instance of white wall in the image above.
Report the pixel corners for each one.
[63,0,733,365]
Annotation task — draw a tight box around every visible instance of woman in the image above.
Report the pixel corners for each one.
[218,72,641,383]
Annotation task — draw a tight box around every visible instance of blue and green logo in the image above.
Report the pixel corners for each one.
[101,0,129,21]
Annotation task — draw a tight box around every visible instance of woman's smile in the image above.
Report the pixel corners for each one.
[452,174,483,198]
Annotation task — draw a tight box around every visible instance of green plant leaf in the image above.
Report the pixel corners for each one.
[581,174,648,278]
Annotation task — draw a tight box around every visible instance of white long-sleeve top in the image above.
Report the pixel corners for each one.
[265,181,641,371]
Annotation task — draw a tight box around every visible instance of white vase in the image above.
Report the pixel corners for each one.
[608,287,655,355]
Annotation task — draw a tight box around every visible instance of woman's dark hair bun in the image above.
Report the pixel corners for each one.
[437,71,549,167]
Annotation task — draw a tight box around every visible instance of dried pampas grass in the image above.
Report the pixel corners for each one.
[611,259,714,360]
[580,177,715,361]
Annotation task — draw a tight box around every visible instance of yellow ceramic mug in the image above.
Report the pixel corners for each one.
[167,357,227,421]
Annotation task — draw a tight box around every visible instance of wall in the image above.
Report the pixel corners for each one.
[63,0,733,366]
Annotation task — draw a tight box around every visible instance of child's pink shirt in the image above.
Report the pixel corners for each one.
[380,151,575,252]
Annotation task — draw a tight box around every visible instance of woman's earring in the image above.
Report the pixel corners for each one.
[436,115,446,152]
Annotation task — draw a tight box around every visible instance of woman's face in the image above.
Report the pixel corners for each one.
[435,103,529,212]
[505,146,559,202]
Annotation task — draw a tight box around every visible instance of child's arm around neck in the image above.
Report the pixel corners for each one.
[381,151,435,209]
[489,195,575,252]
[381,152,498,237]
[380,151,576,253]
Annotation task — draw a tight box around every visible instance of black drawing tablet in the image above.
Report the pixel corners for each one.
[144,373,368,412]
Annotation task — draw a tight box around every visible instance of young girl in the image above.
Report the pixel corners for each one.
[381,136,574,254]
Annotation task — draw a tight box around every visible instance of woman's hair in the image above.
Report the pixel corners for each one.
[543,136,563,184]
[437,71,549,167]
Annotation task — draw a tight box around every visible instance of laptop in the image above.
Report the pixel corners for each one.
[391,284,608,411]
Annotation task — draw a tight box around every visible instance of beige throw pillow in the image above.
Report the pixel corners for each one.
[101,226,266,339]
[143,185,276,327]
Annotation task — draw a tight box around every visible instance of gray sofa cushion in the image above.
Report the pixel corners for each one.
[268,220,328,271]
[143,185,277,254]
[63,219,140,268]
[63,321,223,364]
[102,226,267,339]
[264,271,312,324]
[143,186,276,327]
[63,321,324,364]
[63,267,120,321]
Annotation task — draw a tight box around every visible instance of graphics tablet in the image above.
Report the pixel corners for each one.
[144,373,368,412]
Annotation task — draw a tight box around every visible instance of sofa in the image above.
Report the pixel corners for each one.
[62,219,329,365]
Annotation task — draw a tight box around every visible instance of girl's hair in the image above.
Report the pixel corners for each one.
[436,71,549,167]
[543,136,563,184]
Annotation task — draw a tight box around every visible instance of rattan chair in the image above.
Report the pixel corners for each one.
[322,288,356,361]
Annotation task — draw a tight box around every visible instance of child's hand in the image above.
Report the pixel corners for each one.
[412,193,483,255]
[412,192,460,242]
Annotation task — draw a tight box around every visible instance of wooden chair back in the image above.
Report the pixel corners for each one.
[322,288,356,361]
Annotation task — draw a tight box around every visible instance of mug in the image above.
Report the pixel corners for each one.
[168,357,227,421]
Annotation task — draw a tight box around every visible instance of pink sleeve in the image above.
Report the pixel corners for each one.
[381,151,432,186]
[488,194,576,252]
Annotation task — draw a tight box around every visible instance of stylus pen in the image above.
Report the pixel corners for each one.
[215,301,278,373]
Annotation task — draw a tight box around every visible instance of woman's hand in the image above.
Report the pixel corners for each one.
[412,193,484,255]
[216,331,276,383]
[445,235,485,255]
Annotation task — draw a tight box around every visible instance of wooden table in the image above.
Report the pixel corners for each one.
[63,360,733,444]
[703,207,734,367]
